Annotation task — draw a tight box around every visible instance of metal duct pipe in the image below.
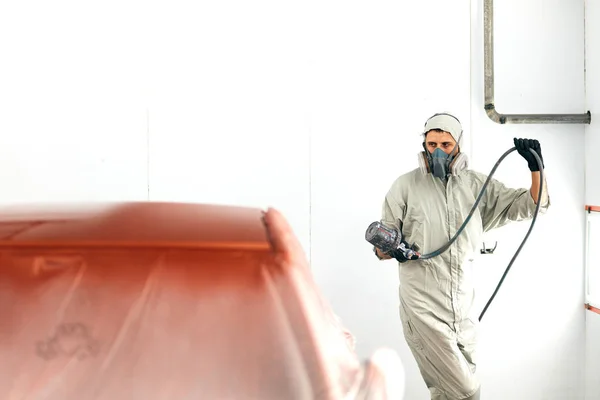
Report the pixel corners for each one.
[484,0,591,124]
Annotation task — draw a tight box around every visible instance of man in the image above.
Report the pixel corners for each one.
[373,112,550,400]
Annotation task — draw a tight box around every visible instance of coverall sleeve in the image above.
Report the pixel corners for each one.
[373,182,407,258]
[477,172,550,232]
[380,183,406,232]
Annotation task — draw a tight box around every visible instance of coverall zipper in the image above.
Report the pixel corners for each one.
[445,177,458,331]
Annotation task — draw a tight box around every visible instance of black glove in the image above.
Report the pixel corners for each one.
[388,241,419,263]
[514,138,544,171]
[389,248,409,263]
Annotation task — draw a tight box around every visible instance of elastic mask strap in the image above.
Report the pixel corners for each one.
[422,142,433,172]
[422,142,432,161]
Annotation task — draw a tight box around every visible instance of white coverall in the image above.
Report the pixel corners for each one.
[380,167,549,400]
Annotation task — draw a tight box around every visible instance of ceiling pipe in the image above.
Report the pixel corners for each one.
[484,0,591,124]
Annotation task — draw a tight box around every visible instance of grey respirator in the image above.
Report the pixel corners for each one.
[417,113,469,178]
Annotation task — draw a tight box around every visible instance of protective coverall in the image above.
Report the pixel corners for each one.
[379,167,550,399]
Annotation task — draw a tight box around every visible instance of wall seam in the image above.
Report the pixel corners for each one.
[146,108,150,201]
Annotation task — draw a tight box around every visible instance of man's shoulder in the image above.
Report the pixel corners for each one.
[390,168,422,187]
[457,169,488,184]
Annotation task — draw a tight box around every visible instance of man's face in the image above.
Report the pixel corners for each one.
[425,129,457,155]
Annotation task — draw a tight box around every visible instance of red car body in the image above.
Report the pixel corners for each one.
[0,202,404,399]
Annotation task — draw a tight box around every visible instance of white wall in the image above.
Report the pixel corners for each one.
[0,0,311,255]
[586,312,600,400]
[0,2,146,204]
[0,0,591,399]
[468,0,586,399]
[0,0,149,202]
[585,0,600,399]
[586,0,600,207]
[142,1,312,256]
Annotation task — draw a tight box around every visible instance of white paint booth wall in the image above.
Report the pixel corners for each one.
[143,1,312,256]
[586,0,600,208]
[0,0,149,203]
[0,0,312,254]
[468,0,586,399]
[585,0,600,399]
[0,0,590,399]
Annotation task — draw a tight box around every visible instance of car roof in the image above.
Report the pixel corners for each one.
[0,202,270,250]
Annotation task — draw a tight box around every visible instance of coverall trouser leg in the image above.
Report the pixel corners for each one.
[400,302,480,400]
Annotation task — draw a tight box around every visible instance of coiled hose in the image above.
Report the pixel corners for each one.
[418,147,544,321]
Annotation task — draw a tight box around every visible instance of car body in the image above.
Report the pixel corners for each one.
[0,202,404,399]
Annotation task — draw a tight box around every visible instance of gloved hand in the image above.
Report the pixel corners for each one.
[388,241,419,263]
[389,248,410,263]
[514,138,544,171]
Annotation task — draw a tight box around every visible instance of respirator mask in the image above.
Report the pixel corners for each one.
[417,113,468,178]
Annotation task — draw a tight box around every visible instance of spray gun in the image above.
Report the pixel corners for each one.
[365,221,420,260]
